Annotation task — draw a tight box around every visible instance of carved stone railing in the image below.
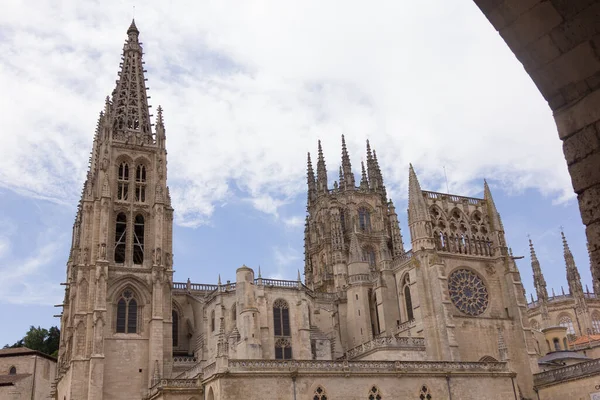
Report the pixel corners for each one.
[396,319,416,333]
[173,356,197,367]
[391,250,413,269]
[422,191,482,205]
[203,361,217,377]
[146,378,198,398]
[174,361,204,379]
[345,335,426,359]
[348,274,371,284]
[534,359,600,388]
[256,278,301,289]
[228,359,508,373]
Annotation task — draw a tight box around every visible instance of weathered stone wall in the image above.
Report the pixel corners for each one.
[473,0,600,294]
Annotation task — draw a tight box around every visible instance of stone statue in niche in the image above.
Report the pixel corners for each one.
[99,243,107,260]
[101,152,109,171]
[158,159,164,178]
[156,247,162,266]
[83,247,89,265]
[165,252,172,268]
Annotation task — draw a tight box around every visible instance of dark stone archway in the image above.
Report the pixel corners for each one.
[474,0,600,292]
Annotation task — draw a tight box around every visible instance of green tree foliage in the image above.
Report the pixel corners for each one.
[3,326,60,358]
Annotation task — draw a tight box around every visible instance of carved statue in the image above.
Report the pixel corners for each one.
[156,247,162,266]
[99,243,107,260]
[101,155,109,172]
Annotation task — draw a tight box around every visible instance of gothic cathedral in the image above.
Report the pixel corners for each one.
[54,22,600,400]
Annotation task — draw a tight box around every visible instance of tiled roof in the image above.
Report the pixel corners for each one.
[0,347,57,361]
[570,334,600,346]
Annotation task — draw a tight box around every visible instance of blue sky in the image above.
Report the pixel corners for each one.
[0,1,593,346]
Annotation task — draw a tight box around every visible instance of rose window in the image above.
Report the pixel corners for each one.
[448,269,489,316]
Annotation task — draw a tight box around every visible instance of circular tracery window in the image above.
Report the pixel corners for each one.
[448,269,489,316]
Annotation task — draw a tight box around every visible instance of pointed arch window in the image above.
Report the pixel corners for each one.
[359,208,371,232]
[363,246,376,266]
[273,299,292,359]
[232,304,237,322]
[9,366,16,375]
[116,289,138,334]
[313,386,328,400]
[368,386,382,400]
[419,386,432,400]
[114,213,127,263]
[211,310,215,332]
[172,309,179,347]
[593,312,600,334]
[135,165,146,202]
[117,162,129,201]
[403,274,414,321]
[133,215,144,264]
[558,316,575,336]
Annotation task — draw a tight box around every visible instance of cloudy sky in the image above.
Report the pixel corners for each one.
[0,0,592,345]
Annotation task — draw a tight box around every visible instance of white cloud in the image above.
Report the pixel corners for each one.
[0,0,573,226]
[271,245,302,280]
[283,216,305,229]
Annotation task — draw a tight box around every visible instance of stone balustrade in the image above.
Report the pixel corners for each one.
[534,359,600,388]
[345,335,426,359]
[227,359,508,373]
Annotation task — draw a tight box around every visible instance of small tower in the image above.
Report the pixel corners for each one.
[530,238,550,327]
[562,231,591,334]
[407,165,434,251]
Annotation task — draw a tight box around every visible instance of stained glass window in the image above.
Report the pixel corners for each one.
[448,269,489,316]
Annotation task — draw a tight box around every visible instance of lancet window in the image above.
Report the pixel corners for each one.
[172,310,179,347]
[116,289,138,334]
[592,312,600,334]
[273,299,292,359]
[363,246,376,266]
[368,386,382,400]
[133,215,145,264]
[402,274,414,321]
[117,162,129,201]
[419,386,432,400]
[359,207,371,232]
[114,213,127,263]
[135,165,147,202]
[313,386,328,400]
[9,366,16,375]
[211,310,215,332]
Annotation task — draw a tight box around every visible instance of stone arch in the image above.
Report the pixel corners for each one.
[473,1,600,298]
[479,355,498,362]
[107,275,151,305]
[557,313,576,336]
[206,386,215,400]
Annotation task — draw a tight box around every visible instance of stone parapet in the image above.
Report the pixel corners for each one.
[534,358,600,388]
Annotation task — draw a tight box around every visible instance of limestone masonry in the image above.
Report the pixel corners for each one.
[51,21,600,400]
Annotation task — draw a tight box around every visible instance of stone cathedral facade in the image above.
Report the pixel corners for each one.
[53,22,600,400]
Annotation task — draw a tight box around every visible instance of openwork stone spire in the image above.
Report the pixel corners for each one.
[316,140,328,193]
[359,161,369,190]
[340,135,355,189]
[111,19,152,140]
[307,152,316,205]
[529,239,548,301]
[562,231,585,301]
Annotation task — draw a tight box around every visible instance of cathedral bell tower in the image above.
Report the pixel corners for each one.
[56,21,174,400]
[304,137,406,347]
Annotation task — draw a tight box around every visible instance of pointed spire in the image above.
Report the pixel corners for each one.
[218,274,222,286]
[338,166,345,189]
[110,20,152,140]
[530,293,534,303]
[156,105,164,127]
[297,269,301,281]
[360,161,369,189]
[307,152,316,205]
[316,140,328,193]
[258,265,262,278]
[348,232,362,263]
[562,230,585,300]
[529,238,549,302]
[408,164,428,223]
[387,199,405,256]
[340,135,355,189]
[484,179,504,232]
